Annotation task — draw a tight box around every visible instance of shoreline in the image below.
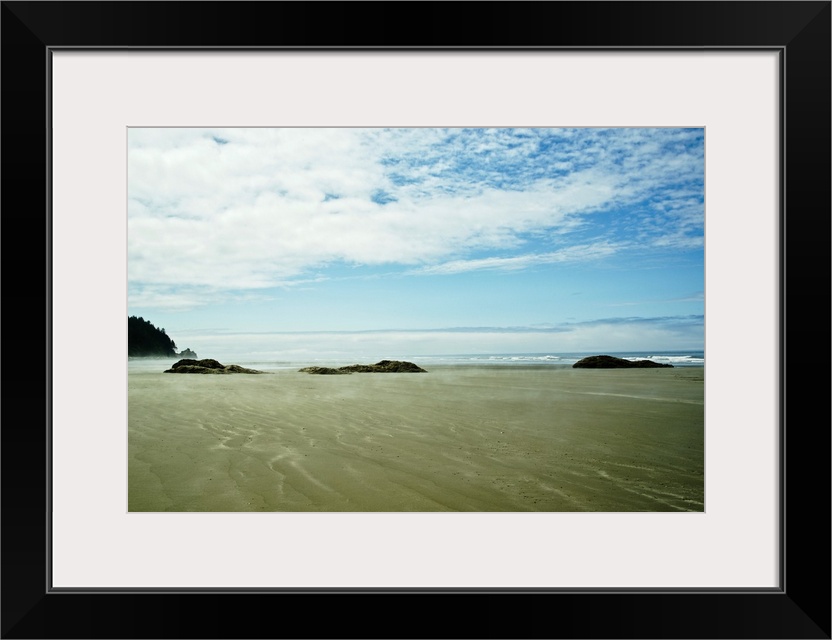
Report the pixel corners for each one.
[129,360,705,373]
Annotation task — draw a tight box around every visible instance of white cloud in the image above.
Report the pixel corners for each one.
[128,128,704,302]
[411,241,621,275]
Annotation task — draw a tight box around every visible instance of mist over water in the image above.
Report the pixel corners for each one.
[129,350,704,373]
[412,351,704,367]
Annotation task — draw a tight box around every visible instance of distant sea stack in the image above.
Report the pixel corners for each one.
[300,360,427,374]
[165,359,266,374]
[573,355,673,369]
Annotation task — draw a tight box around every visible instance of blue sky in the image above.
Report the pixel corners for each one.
[128,128,704,360]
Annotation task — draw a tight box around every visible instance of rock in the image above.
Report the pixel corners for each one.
[169,358,224,370]
[177,348,198,359]
[340,360,427,373]
[164,359,265,374]
[572,355,673,369]
[299,360,427,374]
[223,364,266,374]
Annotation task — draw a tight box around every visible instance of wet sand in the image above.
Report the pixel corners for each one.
[128,366,704,512]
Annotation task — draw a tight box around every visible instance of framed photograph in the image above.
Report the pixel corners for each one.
[3,2,829,638]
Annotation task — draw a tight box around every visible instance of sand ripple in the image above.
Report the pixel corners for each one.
[129,367,704,512]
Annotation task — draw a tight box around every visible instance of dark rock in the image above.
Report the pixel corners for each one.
[298,367,352,375]
[223,364,266,374]
[170,359,223,370]
[164,359,265,374]
[299,360,427,374]
[177,348,198,359]
[572,355,673,369]
[340,360,427,373]
[165,365,225,374]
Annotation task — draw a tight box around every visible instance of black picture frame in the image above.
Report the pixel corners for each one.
[2,2,829,638]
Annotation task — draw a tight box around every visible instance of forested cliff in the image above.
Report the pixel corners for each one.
[128,316,195,358]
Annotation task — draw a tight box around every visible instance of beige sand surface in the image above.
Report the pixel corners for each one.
[128,366,704,512]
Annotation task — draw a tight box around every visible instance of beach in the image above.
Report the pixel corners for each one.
[128,364,704,512]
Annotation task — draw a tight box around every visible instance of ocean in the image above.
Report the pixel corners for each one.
[408,351,704,368]
[129,350,704,372]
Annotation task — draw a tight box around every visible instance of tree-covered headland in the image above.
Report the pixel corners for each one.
[128,316,196,358]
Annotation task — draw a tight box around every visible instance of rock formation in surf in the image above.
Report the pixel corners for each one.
[297,367,352,375]
[164,359,266,374]
[299,360,427,374]
[572,355,673,369]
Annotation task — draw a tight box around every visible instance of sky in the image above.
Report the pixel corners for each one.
[127,128,704,361]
